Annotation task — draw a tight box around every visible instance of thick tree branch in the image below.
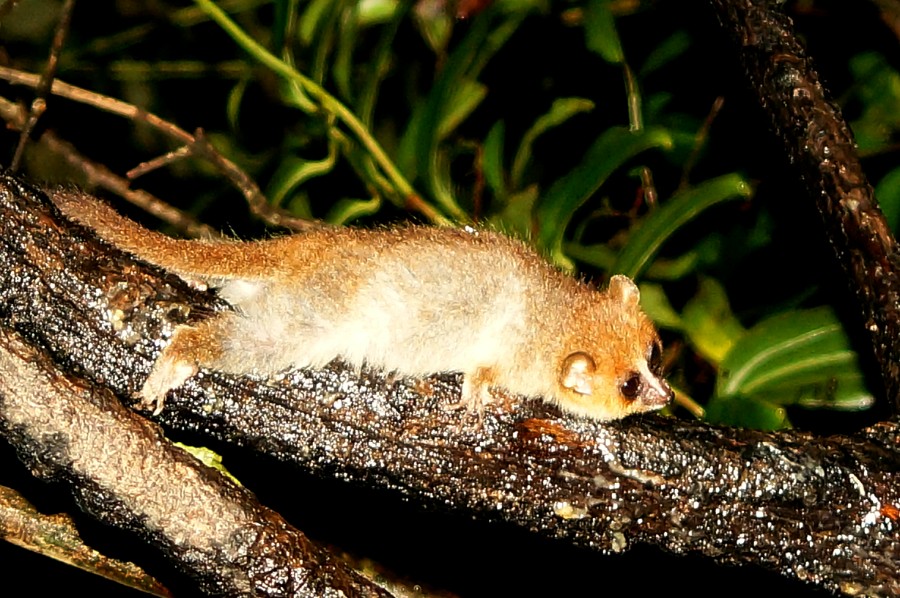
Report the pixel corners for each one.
[0,173,389,597]
[0,172,896,595]
[708,0,900,412]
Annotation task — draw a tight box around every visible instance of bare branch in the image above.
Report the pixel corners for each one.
[10,0,74,170]
[0,94,217,239]
[0,66,319,232]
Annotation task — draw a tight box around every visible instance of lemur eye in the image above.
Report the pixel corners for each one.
[620,372,643,400]
[648,341,663,375]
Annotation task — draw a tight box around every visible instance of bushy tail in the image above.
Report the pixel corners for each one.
[50,189,253,279]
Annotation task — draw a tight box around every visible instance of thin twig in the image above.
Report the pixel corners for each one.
[11,0,75,170]
[623,63,659,208]
[679,96,725,190]
[0,66,318,232]
[0,95,217,239]
[126,146,193,180]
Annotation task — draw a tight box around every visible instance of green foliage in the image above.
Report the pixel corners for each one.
[709,308,874,429]
[5,1,885,430]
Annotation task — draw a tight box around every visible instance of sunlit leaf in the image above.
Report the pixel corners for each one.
[638,282,682,330]
[681,277,745,365]
[705,396,790,430]
[716,307,873,412]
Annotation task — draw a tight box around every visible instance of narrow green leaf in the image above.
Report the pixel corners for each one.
[510,97,595,190]
[875,166,900,234]
[225,74,251,131]
[299,0,334,46]
[705,396,790,430]
[437,79,488,139]
[612,173,752,279]
[326,195,383,225]
[357,0,399,25]
[534,126,673,269]
[267,147,338,208]
[333,3,360,102]
[639,30,691,78]
[637,282,682,330]
[681,277,746,365]
[584,0,623,64]
[716,307,871,409]
[408,5,531,221]
[762,374,875,411]
[488,186,539,241]
[483,120,507,198]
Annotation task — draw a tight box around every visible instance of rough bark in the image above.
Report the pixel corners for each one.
[0,173,389,597]
[708,0,900,413]
[0,173,896,596]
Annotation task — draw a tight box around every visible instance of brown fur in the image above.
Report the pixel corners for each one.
[52,190,673,420]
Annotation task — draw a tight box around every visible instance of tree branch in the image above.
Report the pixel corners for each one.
[0,173,389,597]
[708,0,900,413]
[0,172,895,595]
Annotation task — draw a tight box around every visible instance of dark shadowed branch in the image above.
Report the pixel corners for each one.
[708,0,900,413]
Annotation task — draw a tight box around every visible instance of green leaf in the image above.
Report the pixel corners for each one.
[583,0,623,64]
[848,51,900,153]
[644,251,700,280]
[334,3,360,102]
[488,185,539,240]
[510,97,595,190]
[326,195,383,225]
[875,165,900,235]
[174,443,241,485]
[534,126,673,269]
[612,173,752,279]
[639,30,691,78]
[406,5,531,221]
[681,277,746,365]
[705,396,790,430]
[638,282,682,330]
[225,74,251,132]
[483,120,507,198]
[267,147,338,208]
[357,0,399,26]
[716,307,873,411]
[437,79,488,139]
[299,0,335,46]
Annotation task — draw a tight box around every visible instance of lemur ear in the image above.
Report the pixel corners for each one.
[608,275,640,307]
[560,352,596,395]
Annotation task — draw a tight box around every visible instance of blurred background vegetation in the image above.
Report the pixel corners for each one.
[0,1,898,593]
